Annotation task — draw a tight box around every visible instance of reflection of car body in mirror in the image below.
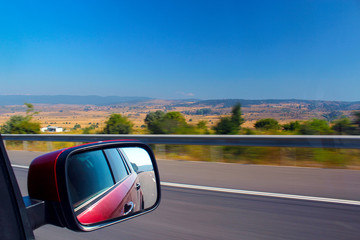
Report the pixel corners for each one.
[27,141,161,232]
[68,148,145,225]
[120,147,158,209]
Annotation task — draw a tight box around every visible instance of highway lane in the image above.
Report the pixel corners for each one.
[33,186,360,240]
[8,150,360,200]
[12,164,360,239]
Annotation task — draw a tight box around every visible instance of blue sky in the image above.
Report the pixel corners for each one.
[1,0,359,100]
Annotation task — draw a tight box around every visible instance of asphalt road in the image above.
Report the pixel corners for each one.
[137,171,157,209]
[9,150,360,200]
[9,151,360,240]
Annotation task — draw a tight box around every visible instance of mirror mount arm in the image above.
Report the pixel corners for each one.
[24,196,65,230]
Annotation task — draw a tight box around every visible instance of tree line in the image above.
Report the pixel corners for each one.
[101,103,360,135]
[0,103,40,134]
[1,103,360,135]
[253,113,360,135]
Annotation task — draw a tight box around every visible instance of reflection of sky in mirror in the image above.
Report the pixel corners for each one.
[122,147,152,166]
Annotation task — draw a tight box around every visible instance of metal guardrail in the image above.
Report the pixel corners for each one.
[2,134,360,149]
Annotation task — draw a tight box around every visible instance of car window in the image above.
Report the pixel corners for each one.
[104,148,129,183]
[67,150,114,206]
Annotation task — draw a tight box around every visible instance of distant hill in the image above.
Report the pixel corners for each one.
[173,99,360,111]
[0,95,359,113]
[1,96,360,127]
[137,165,154,173]
[0,95,152,106]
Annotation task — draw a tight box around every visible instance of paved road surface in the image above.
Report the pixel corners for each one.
[9,151,360,240]
[9,150,360,200]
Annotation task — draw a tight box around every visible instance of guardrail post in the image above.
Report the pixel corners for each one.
[155,144,166,160]
[47,142,53,152]
[23,141,29,151]
[210,146,223,162]
[278,147,283,165]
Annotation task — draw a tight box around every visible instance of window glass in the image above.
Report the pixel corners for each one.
[67,150,114,206]
[104,148,129,183]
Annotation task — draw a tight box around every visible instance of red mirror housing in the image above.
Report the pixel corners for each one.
[28,149,64,202]
[27,140,161,232]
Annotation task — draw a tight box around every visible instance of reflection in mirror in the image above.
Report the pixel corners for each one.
[66,147,157,225]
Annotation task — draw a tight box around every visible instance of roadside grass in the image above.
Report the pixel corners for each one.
[153,145,360,169]
[4,141,360,170]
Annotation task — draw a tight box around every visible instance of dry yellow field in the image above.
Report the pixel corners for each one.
[0,104,225,133]
[0,102,350,133]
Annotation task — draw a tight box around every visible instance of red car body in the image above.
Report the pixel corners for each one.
[76,169,143,225]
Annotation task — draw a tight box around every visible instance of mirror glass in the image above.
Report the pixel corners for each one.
[66,146,158,225]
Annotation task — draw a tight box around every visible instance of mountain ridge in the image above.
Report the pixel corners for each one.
[0,95,152,106]
[0,95,359,112]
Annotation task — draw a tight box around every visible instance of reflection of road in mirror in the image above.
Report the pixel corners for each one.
[137,171,157,208]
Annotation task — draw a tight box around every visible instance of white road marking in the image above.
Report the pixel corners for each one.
[160,182,360,206]
[11,164,360,206]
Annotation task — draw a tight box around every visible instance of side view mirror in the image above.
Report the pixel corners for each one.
[27,140,161,231]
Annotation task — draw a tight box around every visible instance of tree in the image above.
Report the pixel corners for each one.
[332,118,354,135]
[1,103,40,134]
[213,117,237,134]
[144,111,165,134]
[161,112,187,134]
[1,115,41,134]
[353,112,360,126]
[163,111,186,123]
[73,124,81,130]
[352,111,360,134]
[230,103,244,127]
[82,124,97,134]
[299,119,332,135]
[282,121,301,132]
[102,114,133,134]
[254,118,280,130]
[213,103,244,134]
[24,102,39,116]
[144,111,190,134]
[197,121,208,130]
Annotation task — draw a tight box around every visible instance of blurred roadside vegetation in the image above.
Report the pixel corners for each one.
[2,103,360,169]
[151,145,360,169]
[0,103,40,134]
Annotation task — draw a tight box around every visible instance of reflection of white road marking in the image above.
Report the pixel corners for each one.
[11,165,360,206]
[12,164,29,169]
[161,181,360,206]
[152,178,156,182]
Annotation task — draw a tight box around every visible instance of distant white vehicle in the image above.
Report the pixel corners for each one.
[40,126,63,133]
